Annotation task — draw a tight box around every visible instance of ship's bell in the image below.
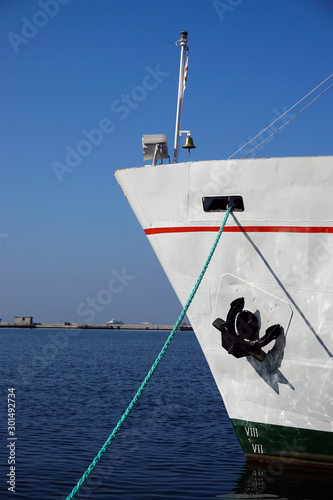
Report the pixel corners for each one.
[182,135,196,157]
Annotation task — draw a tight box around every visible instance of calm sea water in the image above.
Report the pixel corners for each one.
[0,328,332,499]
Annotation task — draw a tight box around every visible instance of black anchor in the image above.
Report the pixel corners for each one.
[212,297,282,362]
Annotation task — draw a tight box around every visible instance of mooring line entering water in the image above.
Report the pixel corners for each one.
[66,206,233,499]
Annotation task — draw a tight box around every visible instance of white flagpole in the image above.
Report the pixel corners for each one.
[173,31,188,164]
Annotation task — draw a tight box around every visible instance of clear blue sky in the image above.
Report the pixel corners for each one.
[1,0,332,324]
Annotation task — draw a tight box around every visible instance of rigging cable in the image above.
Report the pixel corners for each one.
[241,82,333,159]
[228,72,333,160]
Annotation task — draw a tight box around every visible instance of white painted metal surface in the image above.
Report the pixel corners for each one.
[115,156,333,435]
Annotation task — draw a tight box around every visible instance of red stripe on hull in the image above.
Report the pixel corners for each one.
[144,226,333,235]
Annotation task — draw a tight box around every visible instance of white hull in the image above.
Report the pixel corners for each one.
[115,156,333,464]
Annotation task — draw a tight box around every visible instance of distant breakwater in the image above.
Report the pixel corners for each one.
[0,322,193,331]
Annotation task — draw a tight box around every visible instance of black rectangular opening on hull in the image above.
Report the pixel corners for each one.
[202,195,244,212]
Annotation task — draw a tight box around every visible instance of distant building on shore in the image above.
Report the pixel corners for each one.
[14,316,33,326]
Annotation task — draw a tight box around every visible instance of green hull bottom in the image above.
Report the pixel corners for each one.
[231,418,333,467]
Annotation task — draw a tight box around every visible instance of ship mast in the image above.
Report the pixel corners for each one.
[173,31,188,164]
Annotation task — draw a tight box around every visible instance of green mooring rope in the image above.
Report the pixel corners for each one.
[66,206,233,499]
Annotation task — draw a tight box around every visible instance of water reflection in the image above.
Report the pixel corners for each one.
[220,461,333,499]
